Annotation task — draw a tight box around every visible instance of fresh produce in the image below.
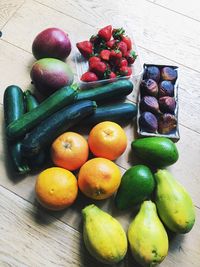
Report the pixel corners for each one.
[140,96,161,114]
[32,28,71,60]
[78,158,121,200]
[144,66,160,82]
[6,86,77,140]
[159,96,176,114]
[140,79,158,97]
[154,169,195,233]
[115,165,155,210]
[139,112,158,133]
[24,90,40,111]
[30,58,74,95]
[159,80,174,97]
[88,121,127,160]
[131,137,179,167]
[51,132,89,171]
[21,100,97,157]
[82,204,127,264]
[76,79,133,102]
[76,25,137,81]
[35,167,78,210]
[84,103,137,125]
[128,200,169,266]
[3,85,30,173]
[161,66,177,81]
[158,113,177,134]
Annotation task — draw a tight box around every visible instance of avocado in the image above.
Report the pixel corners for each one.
[115,165,155,210]
[131,137,179,168]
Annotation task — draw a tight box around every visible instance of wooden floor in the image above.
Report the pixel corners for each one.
[0,0,200,266]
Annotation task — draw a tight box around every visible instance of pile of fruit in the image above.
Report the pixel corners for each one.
[3,26,195,267]
[76,25,137,82]
[139,64,178,135]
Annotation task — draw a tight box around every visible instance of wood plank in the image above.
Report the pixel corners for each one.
[148,0,200,22]
[0,0,24,29]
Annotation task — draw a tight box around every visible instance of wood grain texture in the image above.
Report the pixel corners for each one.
[0,0,24,29]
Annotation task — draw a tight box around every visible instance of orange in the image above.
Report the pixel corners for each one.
[78,157,121,200]
[51,132,89,171]
[35,167,78,210]
[88,121,127,160]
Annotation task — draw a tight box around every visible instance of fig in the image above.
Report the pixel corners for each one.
[144,66,160,82]
[140,96,160,114]
[161,67,177,81]
[140,79,158,97]
[158,113,177,134]
[32,28,71,60]
[159,96,176,114]
[139,112,158,133]
[159,80,174,97]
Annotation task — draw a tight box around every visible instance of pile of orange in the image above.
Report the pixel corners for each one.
[35,121,127,210]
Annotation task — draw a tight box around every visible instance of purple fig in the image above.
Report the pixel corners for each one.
[140,96,161,114]
[140,79,158,97]
[158,113,177,134]
[161,67,177,81]
[159,80,174,97]
[144,66,160,82]
[30,58,74,95]
[159,96,176,114]
[139,112,158,133]
[32,28,72,60]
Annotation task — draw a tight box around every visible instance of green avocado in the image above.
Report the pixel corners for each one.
[115,165,155,210]
[131,137,179,168]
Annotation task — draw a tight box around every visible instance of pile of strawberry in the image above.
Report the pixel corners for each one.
[76,25,137,82]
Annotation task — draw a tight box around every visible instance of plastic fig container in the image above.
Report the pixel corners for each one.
[137,64,180,142]
[74,28,143,90]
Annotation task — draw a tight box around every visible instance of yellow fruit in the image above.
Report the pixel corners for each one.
[35,167,78,210]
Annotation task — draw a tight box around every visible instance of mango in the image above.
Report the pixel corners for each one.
[131,137,179,168]
[155,169,195,233]
[82,204,127,264]
[128,200,169,266]
[30,58,74,95]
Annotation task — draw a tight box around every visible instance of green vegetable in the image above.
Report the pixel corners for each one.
[21,100,97,157]
[3,85,30,173]
[24,90,39,111]
[76,79,133,102]
[6,86,77,140]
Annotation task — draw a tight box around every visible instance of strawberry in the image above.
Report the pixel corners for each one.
[81,71,98,82]
[76,41,93,59]
[125,50,137,64]
[100,49,111,61]
[106,39,117,49]
[109,71,117,79]
[89,56,101,69]
[121,35,132,50]
[117,41,127,56]
[98,25,112,41]
[112,28,125,40]
[109,49,122,65]
[119,58,128,68]
[120,66,132,76]
[90,61,107,78]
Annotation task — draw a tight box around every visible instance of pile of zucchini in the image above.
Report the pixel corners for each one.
[4,79,137,174]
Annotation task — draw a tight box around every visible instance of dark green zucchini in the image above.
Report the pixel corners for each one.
[3,85,30,173]
[84,103,137,125]
[76,79,133,102]
[24,90,39,111]
[6,86,77,140]
[21,100,97,157]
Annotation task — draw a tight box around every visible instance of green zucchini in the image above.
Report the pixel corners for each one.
[3,85,30,173]
[84,103,137,125]
[6,86,77,140]
[76,79,133,102]
[21,100,97,157]
[24,90,39,111]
